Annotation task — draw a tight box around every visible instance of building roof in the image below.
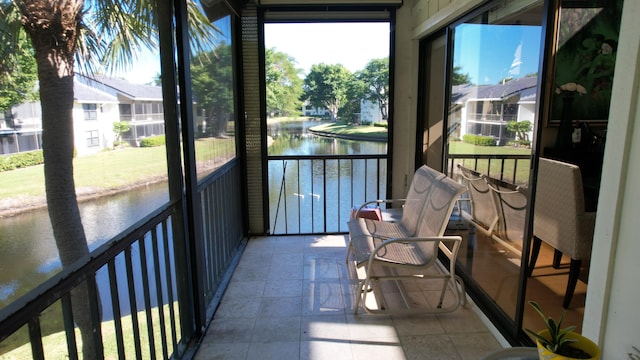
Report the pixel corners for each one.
[75,73,163,102]
[74,81,118,103]
[452,76,538,103]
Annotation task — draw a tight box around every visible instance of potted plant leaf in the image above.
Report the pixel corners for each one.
[525,301,600,360]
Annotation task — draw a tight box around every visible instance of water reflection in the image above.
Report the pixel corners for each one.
[0,182,168,308]
[267,120,387,156]
[267,121,388,234]
[0,121,386,308]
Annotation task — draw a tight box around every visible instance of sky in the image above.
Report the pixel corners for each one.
[118,21,539,86]
[264,22,391,75]
[118,22,390,84]
[454,24,542,85]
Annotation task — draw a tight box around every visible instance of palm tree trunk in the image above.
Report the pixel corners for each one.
[24,1,101,357]
[38,49,102,360]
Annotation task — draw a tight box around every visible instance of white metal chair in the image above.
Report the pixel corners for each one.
[457,164,499,237]
[346,165,467,314]
[485,176,528,256]
[457,164,527,256]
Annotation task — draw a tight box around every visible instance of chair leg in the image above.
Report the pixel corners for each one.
[527,237,542,277]
[563,259,582,309]
[553,249,563,269]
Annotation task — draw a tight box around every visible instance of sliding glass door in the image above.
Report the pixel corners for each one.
[420,0,547,341]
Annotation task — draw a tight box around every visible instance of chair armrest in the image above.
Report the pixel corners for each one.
[355,199,407,217]
[367,236,462,276]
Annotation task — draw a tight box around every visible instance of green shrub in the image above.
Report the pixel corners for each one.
[373,122,388,128]
[462,134,497,146]
[0,150,44,172]
[508,139,531,148]
[139,135,165,147]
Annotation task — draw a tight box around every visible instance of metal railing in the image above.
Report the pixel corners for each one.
[266,153,529,235]
[268,154,388,235]
[198,162,245,319]
[0,163,245,359]
[0,202,186,359]
[446,153,532,185]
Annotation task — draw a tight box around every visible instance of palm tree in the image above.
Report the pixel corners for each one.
[0,0,218,357]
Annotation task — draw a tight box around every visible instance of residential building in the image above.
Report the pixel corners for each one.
[0,102,42,155]
[301,101,328,117]
[359,99,387,124]
[0,75,164,156]
[453,76,537,144]
[75,74,165,149]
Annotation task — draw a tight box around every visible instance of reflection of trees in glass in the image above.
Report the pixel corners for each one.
[265,48,304,117]
[192,43,234,137]
[303,63,354,122]
[553,3,623,120]
[506,120,532,141]
[452,65,472,85]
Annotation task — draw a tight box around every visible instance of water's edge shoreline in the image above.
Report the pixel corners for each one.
[0,124,387,218]
[0,176,167,218]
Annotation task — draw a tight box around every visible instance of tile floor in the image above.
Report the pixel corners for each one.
[194,235,509,360]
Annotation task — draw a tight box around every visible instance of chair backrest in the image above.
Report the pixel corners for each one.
[399,165,445,235]
[486,176,528,245]
[413,167,467,238]
[458,164,499,235]
[533,157,593,259]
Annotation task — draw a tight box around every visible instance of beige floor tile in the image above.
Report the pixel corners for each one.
[400,334,461,360]
[303,293,346,316]
[448,332,503,360]
[264,279,303,297]
[214,296,262,319]
[301,314,350,341]
[202,317,255,343]
[252,316,302,343]
[392,314,446,336]
[246,341,300,360]
[301,340,354,360]
[194,342,249,360]
[350,341,405,360]
[437,308,488,334]
[346,315,399,342]
[195,235,505,360]
[304,256,342,279]
[223,280,266,299]
[258,296,303,317]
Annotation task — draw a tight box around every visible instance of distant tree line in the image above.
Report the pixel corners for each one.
[264,48,389,123]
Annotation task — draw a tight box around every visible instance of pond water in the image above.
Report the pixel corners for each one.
[0,182,169,311]
[0,120,387,312]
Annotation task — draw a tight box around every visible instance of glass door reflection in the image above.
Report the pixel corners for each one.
[446,1,543,322]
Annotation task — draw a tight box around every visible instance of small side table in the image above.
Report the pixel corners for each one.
[481,347,539,360]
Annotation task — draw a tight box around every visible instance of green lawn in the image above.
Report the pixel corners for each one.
[0,133,532,208]
[309,122,388,139]
[0,137,235,207]
[449,141,532,185]
[0,302,181,360]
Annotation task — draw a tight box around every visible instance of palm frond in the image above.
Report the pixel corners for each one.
[79,0,221,78]
[0,1,25,77]
[83,0,157,76]
[186,0,222,56]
